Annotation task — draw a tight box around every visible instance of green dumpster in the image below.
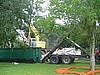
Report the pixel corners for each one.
[0,47,41,63]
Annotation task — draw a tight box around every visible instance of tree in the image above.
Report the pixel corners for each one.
[0,0,30,48]
[47,0,100,70]
[0,0,47,48]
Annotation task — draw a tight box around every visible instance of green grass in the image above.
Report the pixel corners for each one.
[0,60,100,75]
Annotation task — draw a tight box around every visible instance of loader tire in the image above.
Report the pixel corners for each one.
[50,56,59,64]
[61,55,72,64]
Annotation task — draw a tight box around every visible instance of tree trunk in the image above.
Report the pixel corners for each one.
[90,31,95,70]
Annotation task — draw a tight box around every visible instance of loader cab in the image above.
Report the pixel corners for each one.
[30,38,36,47]
[29,38,46,48]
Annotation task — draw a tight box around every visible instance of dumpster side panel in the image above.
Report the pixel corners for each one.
[0,48,41,63]
[0,48,12,61]
[33,48,41,63]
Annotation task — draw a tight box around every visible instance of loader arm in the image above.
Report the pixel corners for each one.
[28,23,45,48]
[28,23,39,41]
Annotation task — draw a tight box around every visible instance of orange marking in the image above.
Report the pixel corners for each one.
[55,66,100,75]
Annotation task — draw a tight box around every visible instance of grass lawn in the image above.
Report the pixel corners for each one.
[0,60,100,75]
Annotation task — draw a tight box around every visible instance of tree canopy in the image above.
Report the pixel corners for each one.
[0,0,29,47]
[0,0,47,48]
[35,0,100,49]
